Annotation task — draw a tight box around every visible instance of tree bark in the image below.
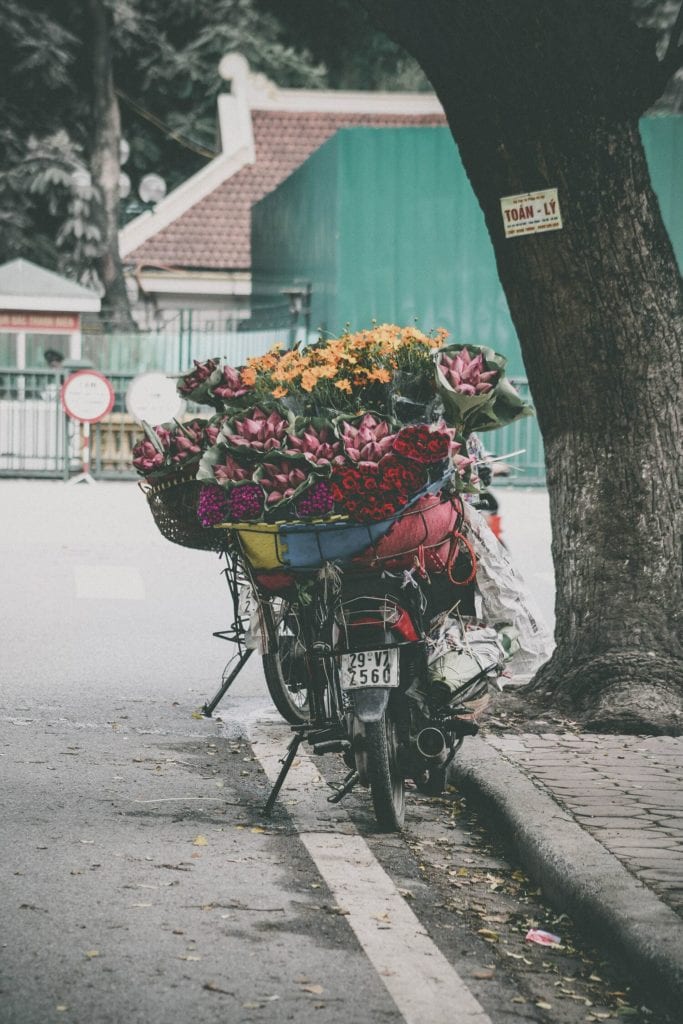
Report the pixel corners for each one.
[88,0,136,331]
[359,0,683,733]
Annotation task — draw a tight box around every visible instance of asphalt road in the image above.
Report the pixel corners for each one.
[4,481,659,1024]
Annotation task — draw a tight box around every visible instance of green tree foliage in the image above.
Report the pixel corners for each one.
[0,0,323,301]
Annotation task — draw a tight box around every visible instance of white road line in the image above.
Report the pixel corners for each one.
[249,719,492,1024]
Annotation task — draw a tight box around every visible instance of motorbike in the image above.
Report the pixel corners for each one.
[209,493,505,832]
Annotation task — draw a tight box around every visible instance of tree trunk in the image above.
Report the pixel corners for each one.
[88,0,136,331]
[360,0,683,733]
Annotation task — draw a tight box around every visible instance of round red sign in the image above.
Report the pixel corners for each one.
[61,370,115,424]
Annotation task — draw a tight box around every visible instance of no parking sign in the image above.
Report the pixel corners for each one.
[60,370,115,482]
[61,370,115,424]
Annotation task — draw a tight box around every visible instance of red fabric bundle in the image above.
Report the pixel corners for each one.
[352,494,463,574]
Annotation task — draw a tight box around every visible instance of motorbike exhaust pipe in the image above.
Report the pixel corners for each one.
[416,727,448,764]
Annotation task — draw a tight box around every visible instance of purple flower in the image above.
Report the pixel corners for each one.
[296,480,334,518]
[197,485,230,527]
[226,483,264,521]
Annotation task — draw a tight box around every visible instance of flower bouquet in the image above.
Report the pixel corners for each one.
[435,344,533,433]
[175,358,254,409]
[132,418,211,481]
[133,324,534,565]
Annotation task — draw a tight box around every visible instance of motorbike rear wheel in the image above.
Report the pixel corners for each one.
[365,712,406,831]
[261,600,310,726]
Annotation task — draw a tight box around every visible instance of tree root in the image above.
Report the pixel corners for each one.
[523,649,683,736]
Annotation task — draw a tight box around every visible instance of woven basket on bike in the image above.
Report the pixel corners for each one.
[141,470,226,553]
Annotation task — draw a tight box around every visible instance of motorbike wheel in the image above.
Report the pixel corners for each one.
[366,712,406,832]
[261,601,309,726]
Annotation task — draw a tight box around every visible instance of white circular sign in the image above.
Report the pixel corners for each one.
[125,372,185,425]
[61,371,115,423]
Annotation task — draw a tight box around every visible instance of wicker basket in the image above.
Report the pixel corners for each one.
[141,472,226,553]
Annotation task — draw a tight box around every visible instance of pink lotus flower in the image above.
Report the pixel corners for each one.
[212,453,252,486]
[286,423,343,467]
[169,419,205,464]
[178,358,219,396]
[258,459,309,505]
[132,425,171,474]
[132,439,166,473]
[223,408,289,453]
[204,423,222,447]
[211,365,252,401]
[438,348,499,395]
[340,414,396,464]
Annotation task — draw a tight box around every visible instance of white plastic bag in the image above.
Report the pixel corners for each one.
[238,583,262,651]
[462,502,554,683]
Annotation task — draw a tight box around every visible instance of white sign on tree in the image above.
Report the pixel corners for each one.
[500,188,562,238]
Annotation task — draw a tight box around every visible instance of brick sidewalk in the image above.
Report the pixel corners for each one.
[486,733,683,916]
[449,732,683,1012]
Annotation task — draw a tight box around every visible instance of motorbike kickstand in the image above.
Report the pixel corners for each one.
[263,733,302,817]
[327,769,359,804]
[202,648,253,717]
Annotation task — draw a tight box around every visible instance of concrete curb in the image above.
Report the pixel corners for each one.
[448,738,683,1013]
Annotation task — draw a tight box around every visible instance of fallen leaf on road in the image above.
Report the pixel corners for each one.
[191,711,204,720]
[477,929,499,942]
[536,1001,552,1010]
[301,984,324,995]
[131,903,152,908]
[203,982,233,995]
[84,950,100,959]
[472,970,495,980]
[178,955,201,961]
[192,835,208,846]
[372,912,391,924]
[250,826,266,834]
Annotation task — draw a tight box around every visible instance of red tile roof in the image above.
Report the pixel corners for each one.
[128,110,447,271]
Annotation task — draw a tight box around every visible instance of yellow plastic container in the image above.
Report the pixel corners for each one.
[216,521,288,569]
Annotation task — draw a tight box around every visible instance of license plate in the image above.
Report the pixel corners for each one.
[339,648,399,690]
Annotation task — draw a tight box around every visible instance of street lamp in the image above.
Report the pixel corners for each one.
[121,172,168,221]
